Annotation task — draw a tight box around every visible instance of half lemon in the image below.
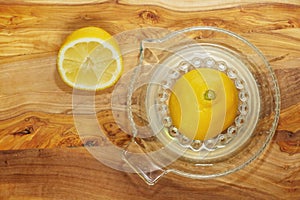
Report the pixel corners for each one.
[169,68,239,141]
[57,27,123,91]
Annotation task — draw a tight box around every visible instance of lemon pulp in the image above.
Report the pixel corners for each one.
[168,68,239,141]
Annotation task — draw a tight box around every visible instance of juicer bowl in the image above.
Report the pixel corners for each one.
[121,26,280,185]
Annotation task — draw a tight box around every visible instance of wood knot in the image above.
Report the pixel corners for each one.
[193,29,215,40]
[200,17,225,27]
[275,130,300,155]
[138,10,159,24]
[58,135,82,147]
[79,14,93,21]
[12,126,34,136]
[9,15,23,26]
[81,136,107,147]
[4,160,9,165]
[102,122,121,136]
[11,116,47,136]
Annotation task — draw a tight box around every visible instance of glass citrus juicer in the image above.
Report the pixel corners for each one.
[72,27,280,185]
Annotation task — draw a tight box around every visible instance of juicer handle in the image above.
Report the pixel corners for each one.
[122,138,168,185]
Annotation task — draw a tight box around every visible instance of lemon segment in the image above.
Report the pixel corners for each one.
[169,68,239,141]
[57,27,123,91]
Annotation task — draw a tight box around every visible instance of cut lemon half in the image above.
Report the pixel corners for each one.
[169,68,239,141]
[57,27,123,91]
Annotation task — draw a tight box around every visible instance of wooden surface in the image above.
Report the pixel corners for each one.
[0,0,300,199]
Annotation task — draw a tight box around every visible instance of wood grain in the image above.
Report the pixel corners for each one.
[0,145,299,200]
[119,0,300,11]
[0,1,299,148]
[0,0,299,199]
[0,3,299,58]
[0,0,109,5]
[0,0,299,10]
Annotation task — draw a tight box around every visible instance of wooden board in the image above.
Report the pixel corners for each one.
[0,0,300,199]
